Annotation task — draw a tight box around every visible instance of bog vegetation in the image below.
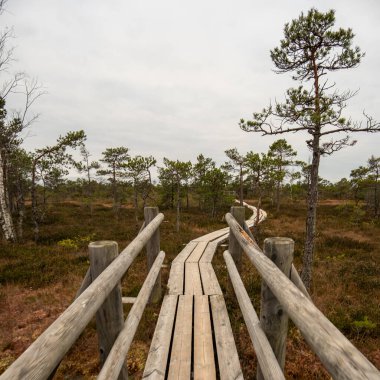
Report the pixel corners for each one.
[0,4,379,379]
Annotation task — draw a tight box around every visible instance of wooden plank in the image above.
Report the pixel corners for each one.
[210,295,243,380]
[142,295,178,379]
[122,297,136,304]
[199,242,218,263]
[185,262,203,295]
[191,227,229,243]
[172,241,197,264]
[167,295,193,380]
[194,296,216,380]
[224,250,285,380]
[226,212,380,380]
[199,263,222,295]
[186,241,208,262]
[98,252,165,380]
[168,262,185,295]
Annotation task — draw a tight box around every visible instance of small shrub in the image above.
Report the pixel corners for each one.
[57,234,96,251]
[352,316,377,340]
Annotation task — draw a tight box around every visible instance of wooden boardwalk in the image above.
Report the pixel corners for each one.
[142,210,258,380]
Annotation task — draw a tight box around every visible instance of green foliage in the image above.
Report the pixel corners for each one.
[57,234,95,251]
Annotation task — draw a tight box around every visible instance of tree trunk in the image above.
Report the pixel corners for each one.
[301,54,322,290]
[302,137,321,290]
[133,184,139,229]
[276,179,281,212]
[239,166,243,205]
[31,162,40,242]
[0,153,16,242]
[176,177,180,232]
[16,180,25,241]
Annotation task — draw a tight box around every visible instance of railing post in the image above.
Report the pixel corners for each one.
[89,241,128,380]
[144,207,161,303]
[257,237,294,380]
[228,206,245,271]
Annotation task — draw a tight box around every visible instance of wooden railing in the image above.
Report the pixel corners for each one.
[0,207,164,380]
[2,203,379,380]
[225,207,380,380]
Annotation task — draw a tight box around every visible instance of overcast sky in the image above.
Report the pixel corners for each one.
[2,0,380,181]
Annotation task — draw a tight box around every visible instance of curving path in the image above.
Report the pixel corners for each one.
[142,203,266,380]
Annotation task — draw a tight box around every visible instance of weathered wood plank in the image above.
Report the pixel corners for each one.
[191,227,229,243]
[199,242,218,263]
[142,295,178,379]
[224,250,285,380]
[199,263,222,295]
[168,262,185,295]
[167,295,193,380]
[0,213,164,380]
[186,241,208,263]
[122,297,136,304]
[194,296,216,380]
[98,251,165,380]
[210,295,243,380]
[185,262,203,295]
[226,212,380,380]
[172,241,197,264]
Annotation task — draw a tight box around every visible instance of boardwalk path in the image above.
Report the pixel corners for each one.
[142,203,266,380]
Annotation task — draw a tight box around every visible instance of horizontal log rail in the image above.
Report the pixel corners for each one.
[226,212,380,380]
[224,250,285,380]
[0,212,164,380]
[98,251,165,380]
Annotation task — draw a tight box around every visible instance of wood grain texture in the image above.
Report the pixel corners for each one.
[191,227,229,243]
[186,241,208,262]
[122,297,137,304]
[145,207,161,303]
[224,250,285,380]
[199,263,222,295]
[143,295,178,379]
[0,213,164,380]
[185,262,203,295]
[168,262,185,295]
[210,295,243,380]
[257,237,293,379]
[199,242,218,263]
[98,251,165,380]
[167,295,193,380]
[226,212,380,380]
[89,241,128,379]
[194,296,216,380]
[228,207,245,271]
[172,241,197,264]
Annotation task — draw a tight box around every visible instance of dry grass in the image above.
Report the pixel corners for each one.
[0,199,379,379]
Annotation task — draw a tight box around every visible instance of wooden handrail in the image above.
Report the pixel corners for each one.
[0,213,164,380]
[98,251,165,380]
[224,250,285,380]
[226,212,380,380]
